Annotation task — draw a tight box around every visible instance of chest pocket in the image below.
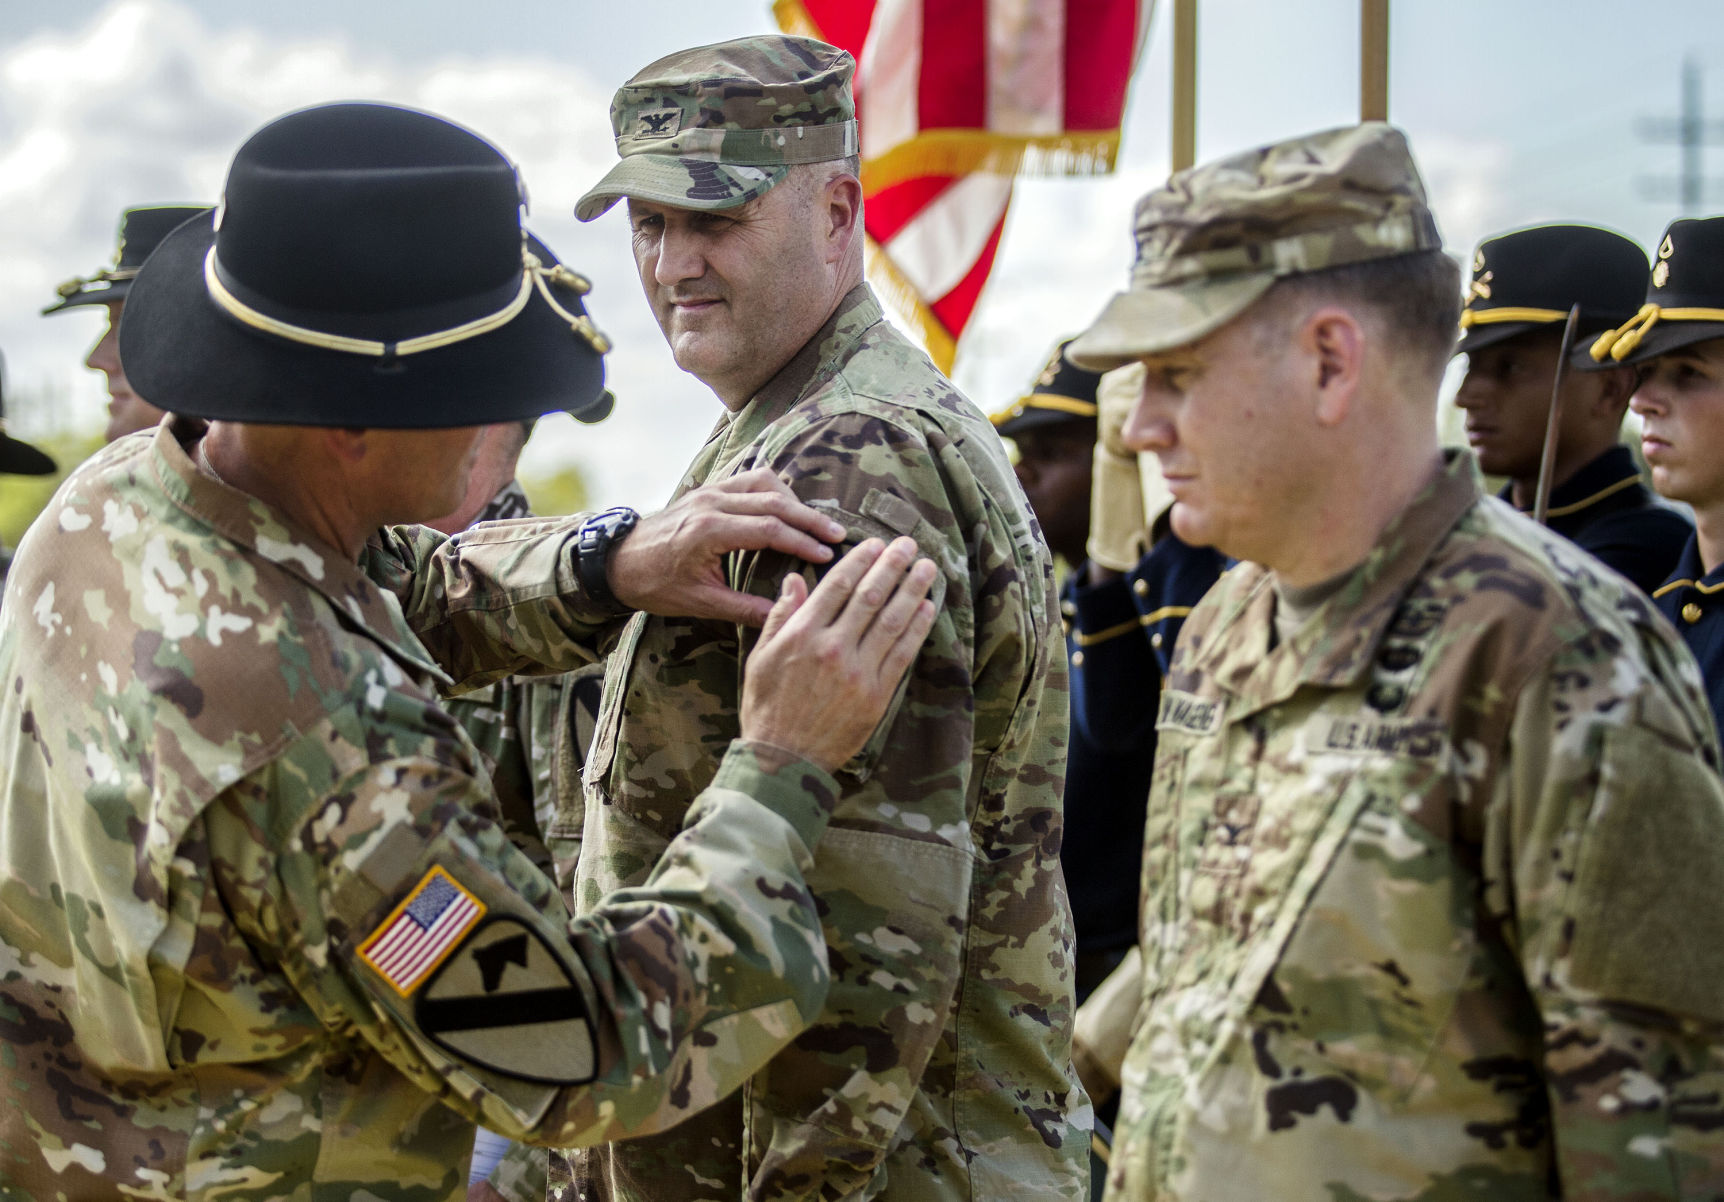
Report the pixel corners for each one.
[1243,745,1474,1104]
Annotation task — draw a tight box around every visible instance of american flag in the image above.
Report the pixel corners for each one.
[776,0,1155,372]
[359,866,485,996]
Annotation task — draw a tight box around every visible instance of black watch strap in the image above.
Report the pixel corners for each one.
[574,506,639,614]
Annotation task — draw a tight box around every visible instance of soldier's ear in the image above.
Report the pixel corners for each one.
[822,171,863,261]
[1302,307,1364,427]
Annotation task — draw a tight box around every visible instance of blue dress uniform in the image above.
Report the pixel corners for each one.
[1059,533,1226,1001]
[1501,444,1691,595]
[1590,215,1724,741]
[1653,539,1724,738]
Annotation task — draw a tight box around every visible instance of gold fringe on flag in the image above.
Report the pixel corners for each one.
[773,0,821,37]
[864,235,958,376]
[862,131,1122,193]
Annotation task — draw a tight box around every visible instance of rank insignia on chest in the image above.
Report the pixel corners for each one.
[360,865,486,997]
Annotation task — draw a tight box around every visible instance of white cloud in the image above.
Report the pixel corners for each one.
[0,0,719,508]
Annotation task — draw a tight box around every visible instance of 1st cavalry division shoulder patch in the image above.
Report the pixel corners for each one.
[360,865,486,996]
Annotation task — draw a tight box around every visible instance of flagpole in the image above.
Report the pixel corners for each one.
[1361,0,1389,121]
[1172,0,1197,171]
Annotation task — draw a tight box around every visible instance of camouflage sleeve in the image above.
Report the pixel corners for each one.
[361,516,619,689]
[724,408,1037,1193]
[205,694,840,1149]
[1494,629,1724,1195]
[487,1140,547,1202]
[1072,943,1142,1103]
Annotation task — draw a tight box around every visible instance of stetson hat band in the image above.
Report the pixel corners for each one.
[616,120,858,165]
[205,247,612,360]
[1591,303,1724,362]
[1132,210,1440,290]
[1459,305,1568,329]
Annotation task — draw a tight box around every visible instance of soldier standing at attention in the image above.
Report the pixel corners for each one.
[1067,124,1724,1200]
[42,204,208,441]
[1453,223,1690,593]
[445,34,1087,1202]
[0,100,940,1198]
[1598,215,1724,738]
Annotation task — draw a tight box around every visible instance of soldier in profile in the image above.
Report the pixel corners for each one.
[1070,123,1724,1200]
[1453,223,1689,593]
[1601,214,1724,739]
[0,100,938,1197]
[43,204,207,441]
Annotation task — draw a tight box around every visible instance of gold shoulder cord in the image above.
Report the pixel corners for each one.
[203,246,611,358]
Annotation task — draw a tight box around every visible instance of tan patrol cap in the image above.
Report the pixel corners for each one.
[1069,123,1443,370]
[576,35,857,223]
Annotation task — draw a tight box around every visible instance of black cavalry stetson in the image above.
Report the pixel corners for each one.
[1591,216,1724,366]
[0,352,57,477]
[1455,224,1648,359]
[43,205,209,315]
[120,102,610,429]
[991,338,1102,438]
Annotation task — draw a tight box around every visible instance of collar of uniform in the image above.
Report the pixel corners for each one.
[473,478,532,524]
[712,283,883,469]
[1190,450,1478,705]
[1653,534,1724,605]
[150,418,451,686]
[1498,443,1644,522]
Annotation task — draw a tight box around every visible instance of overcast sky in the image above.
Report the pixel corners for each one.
[2,0,1721,506]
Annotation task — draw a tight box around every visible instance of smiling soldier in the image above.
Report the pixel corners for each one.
[449,32,1087,1202]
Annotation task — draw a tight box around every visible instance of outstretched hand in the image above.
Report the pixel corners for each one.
[740,536,939,773]
[607,469,848,626]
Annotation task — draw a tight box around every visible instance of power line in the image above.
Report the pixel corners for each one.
[1636,56,1724,212]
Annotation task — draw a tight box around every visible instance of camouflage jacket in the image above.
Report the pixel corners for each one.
[380,286,1090,1201]
[0,421,839,1201]
[445,480,567,878]
[1106,451,1724,1201]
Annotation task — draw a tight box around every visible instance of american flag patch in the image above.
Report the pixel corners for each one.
[359,866,485,997]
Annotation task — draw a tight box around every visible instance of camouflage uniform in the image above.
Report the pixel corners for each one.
[1109,453,1724,1199]
[438,35,1093,1200]
[0,421,839,1199]
[1064,127,1724,1200]
[381,282,1089,1201]
[447,479,565,877]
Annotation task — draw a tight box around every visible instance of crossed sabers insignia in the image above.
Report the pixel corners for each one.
[1468,270,1493,302]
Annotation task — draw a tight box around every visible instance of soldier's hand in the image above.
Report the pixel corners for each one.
[466,1185,507,1202]
[608,469,847,626]
[1088,362,1151,573]
[740,537,938,773]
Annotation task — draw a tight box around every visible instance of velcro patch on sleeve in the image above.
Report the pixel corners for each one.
[415,916,597,1084]
[359,865,486,997]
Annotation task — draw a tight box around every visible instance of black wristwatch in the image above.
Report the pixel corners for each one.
[574,506,639,614]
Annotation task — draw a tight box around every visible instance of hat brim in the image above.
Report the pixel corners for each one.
[42,282,128,316]
[1067,275,1277,371]
[0,435,56,476]
[119,212,608,429]
[1610,320,1724,367]
[576,155,787,222]
[995,406,1096,438]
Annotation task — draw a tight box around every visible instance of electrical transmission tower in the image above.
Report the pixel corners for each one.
[1637,57,1724,213]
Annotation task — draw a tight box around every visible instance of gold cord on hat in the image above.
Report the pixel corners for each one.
[1590,303,1724,362]
[1457,305,1568,330]
[203,247,611,358]
[55,266,138,299]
